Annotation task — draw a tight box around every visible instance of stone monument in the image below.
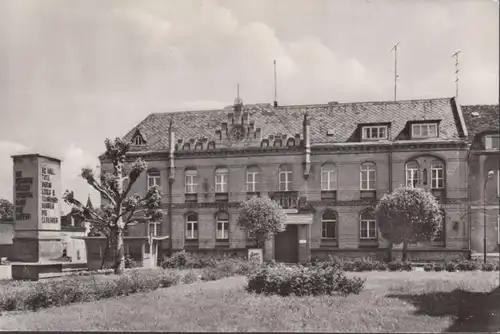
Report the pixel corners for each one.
[10,154,64,279]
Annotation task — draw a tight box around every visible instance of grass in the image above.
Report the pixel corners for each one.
[0,271,498,332]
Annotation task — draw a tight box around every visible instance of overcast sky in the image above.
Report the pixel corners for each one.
[0,0,498,210]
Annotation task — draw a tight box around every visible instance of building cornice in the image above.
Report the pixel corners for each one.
[99,140,468,163]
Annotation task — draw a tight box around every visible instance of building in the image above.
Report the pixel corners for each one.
[462,105,500,253]
[100,96,471,263]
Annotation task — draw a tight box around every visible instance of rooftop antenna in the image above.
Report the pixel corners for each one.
[452,50,461,98]
[237,83,240,98]
[390,42,400,101]
[273,60,278,107]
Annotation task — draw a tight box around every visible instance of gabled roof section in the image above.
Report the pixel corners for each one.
[121,97,464,152]
[461,104,499,137]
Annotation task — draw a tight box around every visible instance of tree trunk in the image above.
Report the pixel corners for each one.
[113,227,125,275]
[100,236,110,269]
[387,241,393,262]
[402,240,409,262]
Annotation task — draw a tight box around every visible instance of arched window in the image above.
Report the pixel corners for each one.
[360,210,377,239]
[434,209,445,242]
[207,141,216,150]
[133,135,146,145]
[182,143,190,151]
[147,169,161,189]
[321,164,337,191]
[274,139,282,147]
[215,168,228,193]
[185,169,198,194]
[405,161,419,188]
[186,213,198,240]
[431,160,444,189]
[360,162,376,191]
[216,212,229,240]
[246,166,260,192]
[322,210,337,239]
[287,138,295,147]
[278,165,293,191]
[261,139,269,148]
[195,142,203,151]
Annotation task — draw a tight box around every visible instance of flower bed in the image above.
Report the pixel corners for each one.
[246,263,365,296]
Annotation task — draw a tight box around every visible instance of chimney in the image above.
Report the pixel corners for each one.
[302,112,311,179]
[273,101,278,107]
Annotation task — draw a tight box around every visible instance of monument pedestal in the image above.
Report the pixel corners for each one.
[10,154,64,280]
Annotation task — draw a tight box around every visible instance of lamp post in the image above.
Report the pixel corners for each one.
[483,170,495,263]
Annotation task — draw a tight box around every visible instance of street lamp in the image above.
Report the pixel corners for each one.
[483,170,495,263]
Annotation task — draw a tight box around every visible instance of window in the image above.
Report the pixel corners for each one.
[360,162,376,190]
[405,161,419,188]
[185,170,198,194]
[215,168,228,193]
[360,211,377,239]
[246,167,260,192]
[216,212,229,240]
[362,126,388,140]
[431,161,444,189]
[133,135,146,145]
[321,164,337,191]
[147,170,160,189]
[485,134,500,150]
[412,123,438,138]
[322,211,337,239]
[279,165,292,191]
[148,222,159,237]
[186,213,198,240]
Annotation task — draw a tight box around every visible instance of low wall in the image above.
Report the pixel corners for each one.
[0,265,11,280]
[311,248,469,262]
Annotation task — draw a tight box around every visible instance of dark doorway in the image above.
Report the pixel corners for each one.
[274,224,299,263]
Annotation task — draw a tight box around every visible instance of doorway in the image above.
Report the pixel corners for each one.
[274,224,299,263]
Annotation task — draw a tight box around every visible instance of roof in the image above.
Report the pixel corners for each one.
[121,97,466,152]
[461,104,499,137]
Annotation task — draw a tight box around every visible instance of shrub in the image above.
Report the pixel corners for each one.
[387,260,402,271]
[445,261,458,272]
[433,263,444,272]
[246,264,365,297]
[0,268,186,313]
[454,259,481,272]
[200,267,228,281]
[423,263,434,272]
[481,262,496,272]
[161,250,193,269]
[181,271,199,284]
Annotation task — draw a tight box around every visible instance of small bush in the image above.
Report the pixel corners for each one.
[246,264,365,297]
[434,263,444,272]
[445,261,458,272]
[181,271,200,284]
[162,250,193,269]
[481,262,496,272]
[200,267,228,281]
[423,263,434,272]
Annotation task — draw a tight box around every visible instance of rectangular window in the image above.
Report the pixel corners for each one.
[485,135,500,150]
[279,171,292,191]
[431,164,444,189]
[215,169,228,193]
[321,168,336,191]
[412,123,438,138]
[360,220,377,239]
[246,172,259,192]
[322,221,336,238]
[360,164,376,190]
[362,126,388,140]
[186,222,198,239]
[185,170,198,194]
[406,168,419,188]
[216,221,229,240]
[148,173,160,189]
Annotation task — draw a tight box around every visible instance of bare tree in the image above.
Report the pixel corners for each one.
[63,138,163,274]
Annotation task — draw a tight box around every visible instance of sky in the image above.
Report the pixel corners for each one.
[0,0,498,211]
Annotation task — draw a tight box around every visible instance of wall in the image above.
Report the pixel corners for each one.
[101,143,469,261]
[469,152,500,252]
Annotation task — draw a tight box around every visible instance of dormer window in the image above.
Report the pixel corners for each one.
[362,125,388,140]
[485,134,500,150]
[411,123,438,139]
[132,130,146,145]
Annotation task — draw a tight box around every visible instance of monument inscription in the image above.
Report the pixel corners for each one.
[40,165,59,224]
[14,171,34,221]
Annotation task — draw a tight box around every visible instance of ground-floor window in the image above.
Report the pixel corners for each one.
[216,212,229,240]
[360,211,377,239]
[321,210,337,239]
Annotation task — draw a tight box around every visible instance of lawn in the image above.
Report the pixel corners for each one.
[0,271,498,332]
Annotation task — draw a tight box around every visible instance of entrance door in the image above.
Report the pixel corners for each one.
[274,225,298,263]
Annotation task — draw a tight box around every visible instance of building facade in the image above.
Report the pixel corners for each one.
[462,105,500,253]
[101,97,471,263]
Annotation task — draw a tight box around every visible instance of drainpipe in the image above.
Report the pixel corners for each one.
[302,112,311,178]
[466,147,472,258]
[168,119,175,258]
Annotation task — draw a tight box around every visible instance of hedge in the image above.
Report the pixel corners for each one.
[246,263,365,296]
